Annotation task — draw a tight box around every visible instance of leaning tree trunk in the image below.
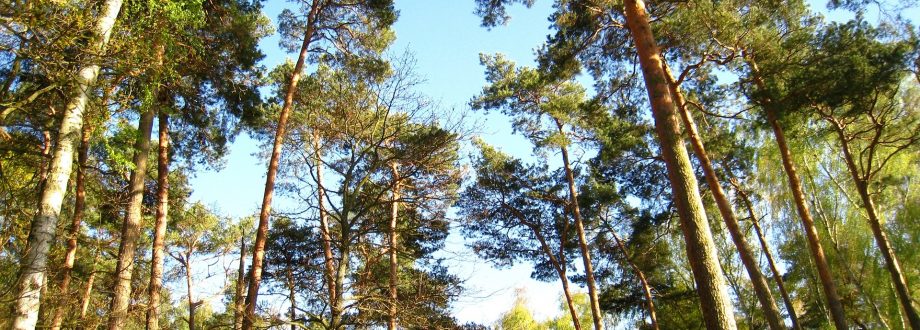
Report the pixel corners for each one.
[48,122,91,330]
[733,181,802,330]
[607,227,659,330]
[662,62,785,330]
[12,1,123,328]
[831,124,920,329]
[554,121,603,330]
[746,58,848,329]
[388,163,400,330]
[107,109,156,330]
[146,112,170,330]
[243,3,320,329]
[622,1,736,328]
[509,205,582,330]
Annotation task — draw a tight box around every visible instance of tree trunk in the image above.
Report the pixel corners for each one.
[107,109,156,330]
[37,130,52,192]
[606,225,659,330]
[313,133,337,316]
[185,257,197,330]
[78,249,100,330]
[662,62,785,330]
[744,58,848,329]
[243,3,320,328]
[733,182,802,330]
[766,110,847,328]
[555,121,603,330]
[48,123,91,330]
[289,270,297,330]
[235,237,247,330]
[12,1,123,328]
[831,124,920,329]
[146,112,170,330]
[622,1,737,329]
[388,163,399,330]
[331,244,351,329]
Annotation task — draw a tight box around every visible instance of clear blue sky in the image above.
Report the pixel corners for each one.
[188,0,917,325]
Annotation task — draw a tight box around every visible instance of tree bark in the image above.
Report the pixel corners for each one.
[831,123,920,329]
[745,57,848,329]
[243,3,321,328]
[388,163,399,330]
[662,62,785,330]
[733,181,801,330]
[12,1,123,328]
[622,1,737,329]
[48,123,91,330]
[146,112,170,330]
[554,120,603,330]
[107,109,156,330]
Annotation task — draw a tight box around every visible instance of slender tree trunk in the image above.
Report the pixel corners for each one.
[312,133,337,315]
[622,1,737,329]
[11,2,122,327]
[554,122,602,330]
[831,124,920,329]
[508,205,582,330]
[78,249,100,330]
[733,182,802,330]
[185,257,196,330]
[662,62,785,330]
[607,226,659,330]
[48,123,91,330]
[107,109,156,330]
[243,4,320,328]
[388,163,399,330]
[235,237,247,330]
[744,58,848,329]
[289,270,296,330]
[146,112,170,330]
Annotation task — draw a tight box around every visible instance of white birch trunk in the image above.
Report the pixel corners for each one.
[12,1,123,328]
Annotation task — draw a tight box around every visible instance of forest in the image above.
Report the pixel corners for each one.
[1,0,919,329]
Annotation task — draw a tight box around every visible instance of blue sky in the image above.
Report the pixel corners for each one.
[187,0,919,325]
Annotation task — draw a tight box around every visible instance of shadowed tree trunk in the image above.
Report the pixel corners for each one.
[732,180,801,330]
[12,1,123,327]
[243,3,321,328]
[235,236,247,330]
[662,62,785,330]
[146,112,170,330]
[107,108,156,329]
[746,57,848,329]
[622,0,737,328]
